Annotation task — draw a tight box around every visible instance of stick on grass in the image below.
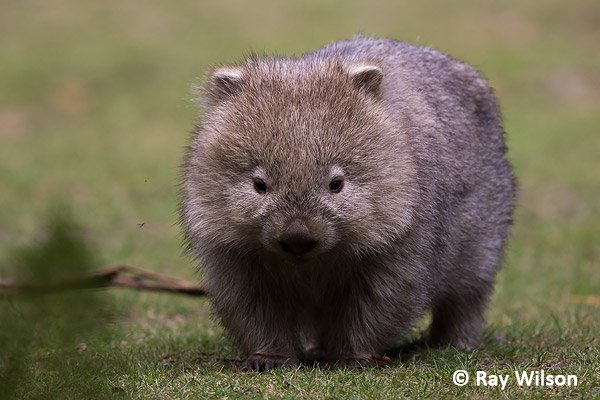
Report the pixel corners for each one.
[0,265,208,298]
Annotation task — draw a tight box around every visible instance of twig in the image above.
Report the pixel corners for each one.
[0,264,208,298]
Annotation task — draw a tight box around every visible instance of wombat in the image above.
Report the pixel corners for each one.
[180,36,516,371]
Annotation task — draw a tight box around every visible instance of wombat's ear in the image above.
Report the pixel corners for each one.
[348,64,383,97]
[205,66,245,104]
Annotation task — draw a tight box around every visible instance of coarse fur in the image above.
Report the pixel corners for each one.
[180,36,516,371]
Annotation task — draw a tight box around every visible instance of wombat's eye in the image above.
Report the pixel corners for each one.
[329,177,344,194]
[253,177,267,194]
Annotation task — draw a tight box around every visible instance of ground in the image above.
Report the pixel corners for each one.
[0,1,599,398]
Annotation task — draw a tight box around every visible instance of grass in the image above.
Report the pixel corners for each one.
[1,0,599,398]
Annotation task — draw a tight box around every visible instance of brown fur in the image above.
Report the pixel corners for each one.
[180,36,516,371]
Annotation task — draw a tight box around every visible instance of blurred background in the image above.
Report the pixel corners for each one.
[0,0,598,396]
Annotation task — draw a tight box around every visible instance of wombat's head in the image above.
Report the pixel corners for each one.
[182,58,418,263]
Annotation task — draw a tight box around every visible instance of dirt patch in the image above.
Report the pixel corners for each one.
[0,108,31,137]
[49,77,93,117]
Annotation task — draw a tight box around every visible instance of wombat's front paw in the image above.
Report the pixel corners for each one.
[245,353,299,372]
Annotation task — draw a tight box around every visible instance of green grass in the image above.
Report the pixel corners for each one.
[1,1,599,398]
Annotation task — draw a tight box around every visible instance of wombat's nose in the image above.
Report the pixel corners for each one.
[279,220,318,256]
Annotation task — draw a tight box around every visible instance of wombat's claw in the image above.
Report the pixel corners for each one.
[245,353,298,372]
[373,354,392,366]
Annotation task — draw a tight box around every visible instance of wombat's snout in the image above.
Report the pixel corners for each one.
[278,219,318,256]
